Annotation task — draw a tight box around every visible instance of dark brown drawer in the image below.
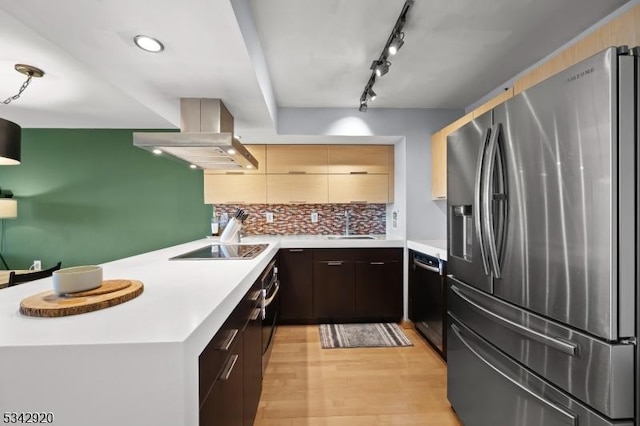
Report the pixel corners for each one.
[313,248,402,262]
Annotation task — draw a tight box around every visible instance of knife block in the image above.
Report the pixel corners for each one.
[220,217,242,243]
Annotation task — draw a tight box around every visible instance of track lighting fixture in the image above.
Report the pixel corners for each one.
[388,32,405,55]
[358,0,414,112]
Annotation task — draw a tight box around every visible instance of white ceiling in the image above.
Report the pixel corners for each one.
[0,0,631,134]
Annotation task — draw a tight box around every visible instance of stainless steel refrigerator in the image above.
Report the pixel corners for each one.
[446,46,638,426]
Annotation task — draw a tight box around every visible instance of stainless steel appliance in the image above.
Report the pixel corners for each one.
[409,250,446,359]
[170,244,267,260]
[446,46,638,426]
[260,258,279,375]
[133,98,258,170]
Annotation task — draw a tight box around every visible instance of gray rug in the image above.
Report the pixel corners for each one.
[319,323,413,349]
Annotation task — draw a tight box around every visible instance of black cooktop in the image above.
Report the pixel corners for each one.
[170,244,268,260]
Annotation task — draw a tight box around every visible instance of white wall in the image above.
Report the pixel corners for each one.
[277,107,462,240]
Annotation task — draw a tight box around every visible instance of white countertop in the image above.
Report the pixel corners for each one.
[407,239,448,260]
[0,234,404,426]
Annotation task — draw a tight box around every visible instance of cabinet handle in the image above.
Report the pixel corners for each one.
[224,171,245,175]
[288,249,304,252]
[436,196,446,200]
[370,262,385,265]
[219,354,239,381]
[288,171,307,174]
[349,200,367,204]
[219,329,238,351]
[248,290,261,301]
[349,171,368,174]
[250,307,261,321]
[327,261,343,266]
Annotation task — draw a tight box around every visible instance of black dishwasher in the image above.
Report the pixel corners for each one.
[409,249,446,360]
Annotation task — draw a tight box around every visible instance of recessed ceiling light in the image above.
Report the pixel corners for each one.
[134,35,164,53]
[227,149,236,155]
[189,164,197,169]
[246,164,253,169]
[152,149,162,155]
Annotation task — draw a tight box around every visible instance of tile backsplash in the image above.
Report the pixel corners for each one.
[213,204,386,235]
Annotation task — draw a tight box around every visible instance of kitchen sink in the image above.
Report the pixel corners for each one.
[326,235,376,240]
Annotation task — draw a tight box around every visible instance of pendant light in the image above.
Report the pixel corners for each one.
[0,63,45,165]
[0,118,20,165]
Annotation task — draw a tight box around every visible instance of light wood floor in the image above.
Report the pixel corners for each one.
[255,325,462,426]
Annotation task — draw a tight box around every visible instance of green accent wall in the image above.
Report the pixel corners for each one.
[0,129,210,269]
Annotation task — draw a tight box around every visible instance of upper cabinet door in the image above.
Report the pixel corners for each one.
[327,145,390,174]
[266,174,328,204]
[328,174,389,204]
[265,145,328,174]
[205,145,266,174]
[431,131,446,200]
[204,173,267,204]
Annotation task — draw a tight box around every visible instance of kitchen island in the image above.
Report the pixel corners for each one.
[0,235,403,426]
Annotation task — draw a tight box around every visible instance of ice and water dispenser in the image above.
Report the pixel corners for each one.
[450,205,473,260]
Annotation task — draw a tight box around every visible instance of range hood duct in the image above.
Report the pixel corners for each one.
[133,98,258,170]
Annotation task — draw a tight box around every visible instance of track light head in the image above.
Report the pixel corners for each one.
[359,103,368,113]
[371,60,391,77]
[388,32,405,55]
[367,87,377,101]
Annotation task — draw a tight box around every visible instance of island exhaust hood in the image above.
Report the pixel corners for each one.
[133,98,258,170]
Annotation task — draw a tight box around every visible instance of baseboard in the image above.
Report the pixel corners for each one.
[400,319,414,329]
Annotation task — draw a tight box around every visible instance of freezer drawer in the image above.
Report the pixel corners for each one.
[447,315,633,426]
[448,276,634,419]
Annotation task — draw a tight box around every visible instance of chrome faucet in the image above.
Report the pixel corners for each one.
[343,209,351,236]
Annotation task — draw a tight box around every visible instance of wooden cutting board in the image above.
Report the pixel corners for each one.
[19,279,144,318]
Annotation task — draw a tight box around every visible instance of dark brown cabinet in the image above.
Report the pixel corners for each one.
[278,247,403,323]
[243,302,262,425]
[355,260,402,320]
[200,264,267,426]
[279,248,314,322]
[313,259,355,320]
[200,331,244,426]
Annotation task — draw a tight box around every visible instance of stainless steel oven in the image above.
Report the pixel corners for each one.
[260,259,279,375]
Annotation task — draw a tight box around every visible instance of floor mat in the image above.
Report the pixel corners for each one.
[319,323,413,349]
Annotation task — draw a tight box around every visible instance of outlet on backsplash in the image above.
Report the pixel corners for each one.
[310,212,318,223]
[265,212,274,223]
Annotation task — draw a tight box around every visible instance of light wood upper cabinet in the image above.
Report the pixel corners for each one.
[203,173,267,204]
[472,87,514,118]
[327,145,390,174]
[328,174,389,204]
[266,175,328,204]
[431,131,446,200]
[514,3,640,94]
[266,145,328,174]
[205,145,266,174]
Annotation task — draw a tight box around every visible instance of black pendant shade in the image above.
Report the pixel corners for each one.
[0,118,20,165]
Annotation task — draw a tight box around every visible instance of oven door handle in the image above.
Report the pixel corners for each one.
[261,281,280,320]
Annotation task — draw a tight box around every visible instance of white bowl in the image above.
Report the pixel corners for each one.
[53,265,103,294]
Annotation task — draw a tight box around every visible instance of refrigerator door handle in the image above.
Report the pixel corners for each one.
[482,123,503,278]
[450,322,579,426]
[474,127,492,275]
[450,284,579,356]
